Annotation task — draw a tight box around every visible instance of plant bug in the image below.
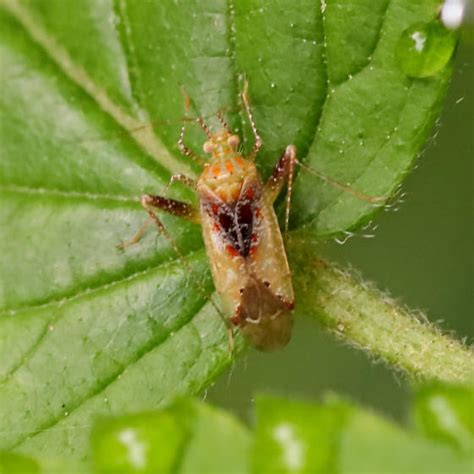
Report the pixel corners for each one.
[119,81,384,352]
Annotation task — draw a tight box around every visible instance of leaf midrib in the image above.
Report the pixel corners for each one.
[1,0,196,178]
[0,248,204,317]
[3,0,394,236]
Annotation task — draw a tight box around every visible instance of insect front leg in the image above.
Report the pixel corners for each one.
[264,144,297,232]
[117,194,200,249]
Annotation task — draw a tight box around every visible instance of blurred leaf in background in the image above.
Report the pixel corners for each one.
[1,384,471,473]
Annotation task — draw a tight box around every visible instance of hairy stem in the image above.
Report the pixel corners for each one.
[289,237,473,385]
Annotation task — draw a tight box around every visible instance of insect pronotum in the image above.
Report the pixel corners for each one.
[120,81,384,352]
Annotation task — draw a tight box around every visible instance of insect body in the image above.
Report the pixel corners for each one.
[197,131,296,351]
[123,83,298,351]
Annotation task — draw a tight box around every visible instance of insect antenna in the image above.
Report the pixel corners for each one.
[178,122,207,166]
[177,88,209,166]
[61,112,226,149]
[216,110,231,133]
[195,116,213,139]
[296,159,387,205]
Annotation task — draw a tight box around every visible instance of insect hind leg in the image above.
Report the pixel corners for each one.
[263,146,388,235]
[296,160,387,205]
[121,193,236,354]
[117,194,200,249]
[116,218,152,249]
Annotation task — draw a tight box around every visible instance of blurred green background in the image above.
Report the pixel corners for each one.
[208,27,473,423]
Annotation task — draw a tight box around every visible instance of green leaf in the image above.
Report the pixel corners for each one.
[339,403,472,474]
[91,407,190,473]
[414,383,474,455]
[0,451,39,474]
[175,400,251,474]
[0,0,455,467]
[91,399,250,474]
[2,389,472,473]
[252,394,472,474]
[252,396,349,474]
[253,394,472,474]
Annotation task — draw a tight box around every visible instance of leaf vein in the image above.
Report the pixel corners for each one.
[327,0,391,86]
[0,251,206,385]
[316,81,413,225]
[11,297,211,450]
[0,185,140,205]
[1,0,195,178]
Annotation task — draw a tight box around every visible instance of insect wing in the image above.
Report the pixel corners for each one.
[246,188,294,308]
[199,188,248,317]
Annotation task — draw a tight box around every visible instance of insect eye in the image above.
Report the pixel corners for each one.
[227,135,240,148]
[203,141,216,153]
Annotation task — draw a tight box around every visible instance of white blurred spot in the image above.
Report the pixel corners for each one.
[411,31,426,52]
[441,0,465,29]
[118,428,146,469]
[273,423,305,471]
[429,395,470,445]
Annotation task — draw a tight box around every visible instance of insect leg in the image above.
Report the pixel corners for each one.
[296,161,387,204]
[264,145,297,232]
[163,174,197,195]
[120,194,236,353]
[140,194,200,223]
[242,80,262,160]
[116,218,152,249]
[117,194,200,249]
[141,196,236,353]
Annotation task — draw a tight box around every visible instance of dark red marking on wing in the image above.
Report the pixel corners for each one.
[236,200,254,257]
[226,245,240,257]
[205,187,260,258]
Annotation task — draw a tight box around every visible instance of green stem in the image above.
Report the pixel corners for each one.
[289,237,473,385]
